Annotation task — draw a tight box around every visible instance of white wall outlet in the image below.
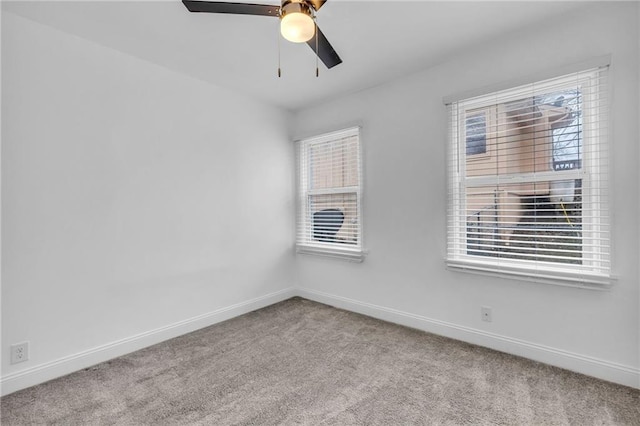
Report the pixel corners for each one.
[10,342,29,364]
[481,306,492,322]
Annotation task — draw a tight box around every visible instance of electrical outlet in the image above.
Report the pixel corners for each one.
[10,342,29,364]
[481,306,492,322]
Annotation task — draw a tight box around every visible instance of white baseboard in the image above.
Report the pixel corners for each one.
[297,288,640,390]
[3,286,638,396]
[1,287,296,396]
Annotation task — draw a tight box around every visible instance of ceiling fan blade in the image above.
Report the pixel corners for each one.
[306,24,342,69]
[182,1,279,17]
[308,0,327,11]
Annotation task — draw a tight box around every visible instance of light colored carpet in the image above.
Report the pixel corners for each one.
[1,297,639,425]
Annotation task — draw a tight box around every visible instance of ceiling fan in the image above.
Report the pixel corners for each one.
[182,0,342,72]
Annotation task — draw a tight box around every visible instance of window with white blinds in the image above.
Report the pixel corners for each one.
[296,127,364,261]
[446,65,612,287]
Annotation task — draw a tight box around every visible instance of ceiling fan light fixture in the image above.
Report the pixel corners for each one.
[280,1,315,43]
[182,0,342,69]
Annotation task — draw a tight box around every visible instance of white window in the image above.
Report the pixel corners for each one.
[446,65,611,287]
[296,127,364,261]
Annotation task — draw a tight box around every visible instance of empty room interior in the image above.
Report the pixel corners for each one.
[1,0,639,424]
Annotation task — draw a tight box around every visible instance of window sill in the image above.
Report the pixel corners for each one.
[297,244,366,262]
[446,258,615,290]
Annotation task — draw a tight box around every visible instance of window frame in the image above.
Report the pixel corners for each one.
[446,66,613,288]
[295,127,365,262]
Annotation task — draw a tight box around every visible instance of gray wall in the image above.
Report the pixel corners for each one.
[293,2,639,387]
[1,12,295,393]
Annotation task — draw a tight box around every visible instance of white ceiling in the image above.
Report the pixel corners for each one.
[3,0,588,111]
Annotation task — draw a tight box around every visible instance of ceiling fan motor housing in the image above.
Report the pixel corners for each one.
[280,0,315,20]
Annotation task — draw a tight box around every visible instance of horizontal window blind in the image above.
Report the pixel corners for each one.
[296,127,363,258]
[446,66,611,285]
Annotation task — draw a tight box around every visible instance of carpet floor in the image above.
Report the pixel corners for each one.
[1,297,639,425]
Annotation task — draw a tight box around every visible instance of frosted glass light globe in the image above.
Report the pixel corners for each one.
[280,12,315,43]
